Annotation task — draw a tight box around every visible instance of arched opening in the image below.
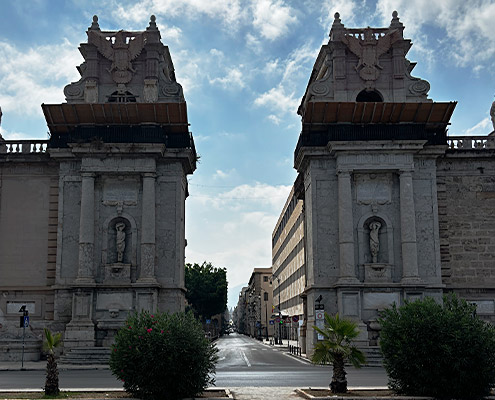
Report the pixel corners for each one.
[356,89,383,102]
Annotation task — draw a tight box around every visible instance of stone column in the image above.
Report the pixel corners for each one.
[77,173,95,283]
[399,171,421,283]
[337,170,359,283]
[139,173,157,283]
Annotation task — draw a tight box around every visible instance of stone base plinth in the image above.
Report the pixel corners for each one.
[364,263,392,282]
[0,338,42,361]
[104,263,131,284]
[64,321,95,350]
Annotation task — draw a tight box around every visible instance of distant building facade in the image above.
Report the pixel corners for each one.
[235,268,274,339]
[0,16,196,360]
[274,12,495,357]
[271,183,305,342]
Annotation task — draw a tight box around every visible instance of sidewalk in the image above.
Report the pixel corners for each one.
[0,360,109,371]
[260,337,309,362]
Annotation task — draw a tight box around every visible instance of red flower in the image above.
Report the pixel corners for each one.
[151,314,155,318]
[160,330,164,334]
[128,326,132,329]
[147,328,152,333]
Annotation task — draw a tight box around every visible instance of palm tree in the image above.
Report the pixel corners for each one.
[43,328,62,396]
[311,313,366,393]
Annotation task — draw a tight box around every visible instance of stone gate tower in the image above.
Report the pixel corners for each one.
[292,12,457,355]
[0,16,196,360]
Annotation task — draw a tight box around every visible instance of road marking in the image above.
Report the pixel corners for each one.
[284,353,309,365]
[240,350,251,367]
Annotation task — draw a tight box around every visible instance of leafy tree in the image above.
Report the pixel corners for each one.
[311,313,365,393]
[110,311,217,400]
[185,262,228,321]
[379,294,495,399]
[43,328,62,396]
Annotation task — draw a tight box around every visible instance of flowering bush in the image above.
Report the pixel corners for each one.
[109,311,217,400]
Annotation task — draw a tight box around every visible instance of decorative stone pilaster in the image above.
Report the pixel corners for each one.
[337,170,359,284]
[77,173,95,283]
[139,173,157,283]
[399,171,421,283]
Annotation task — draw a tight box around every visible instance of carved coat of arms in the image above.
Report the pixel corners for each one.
[342,28,401,81]
[88,30,146,84]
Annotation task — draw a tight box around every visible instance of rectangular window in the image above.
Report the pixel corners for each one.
[263,276,268,282]
[264,292,268,301]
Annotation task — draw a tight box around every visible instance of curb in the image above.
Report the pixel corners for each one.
[295,388,495,400]
[0,388,233,400]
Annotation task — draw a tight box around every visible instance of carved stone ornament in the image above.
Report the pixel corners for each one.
[143,79,158,102]
[342,28,401,81]
[491,100,495,131]
[309,55,333,97]
[84,80,98,103]
[409,79,430,96]
[88,30,146,84]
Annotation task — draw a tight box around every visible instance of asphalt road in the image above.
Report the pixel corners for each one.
[0,333,388,390]
[214,333,387,387]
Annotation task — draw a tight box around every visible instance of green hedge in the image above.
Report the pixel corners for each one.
[379,294,495,399]
[109,311,217,400]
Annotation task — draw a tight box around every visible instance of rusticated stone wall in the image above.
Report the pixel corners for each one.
[437,151,495,322]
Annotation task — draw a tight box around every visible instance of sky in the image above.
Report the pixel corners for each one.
[0,0,494,308]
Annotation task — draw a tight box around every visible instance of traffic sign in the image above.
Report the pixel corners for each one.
[269,320,275,325]
[292,315,299,323]
[275,317,280,323]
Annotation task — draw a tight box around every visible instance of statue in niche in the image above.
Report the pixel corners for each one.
[369,221,382,263]
[115,222,126,263]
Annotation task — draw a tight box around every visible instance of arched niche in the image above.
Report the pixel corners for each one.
[101,212,137,266]
[357,213,395,282]
[356,89,383,102]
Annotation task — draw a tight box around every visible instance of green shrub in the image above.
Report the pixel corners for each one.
[109,310,217,400]
[379,294,495,400]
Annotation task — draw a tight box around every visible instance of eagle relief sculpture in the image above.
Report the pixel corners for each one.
[88,29,146,84]
[342,28,401,81]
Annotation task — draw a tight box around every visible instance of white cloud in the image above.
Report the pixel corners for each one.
[251,0,298,40]
[209,68,246,89]
[375,0,495,70]
[255,85,298,115]
[0,40,81,117]
[319,0,359,31]
[185,182,292,289]
[0,128,38,141]
[112,0,246,31]
[161,26,183,43]
[268,114,281,125]
[254,42,318,118]
[463,117,492,136]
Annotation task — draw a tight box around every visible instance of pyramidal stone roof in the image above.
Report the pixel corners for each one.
[63,15,184,104]
[299,11,433,117]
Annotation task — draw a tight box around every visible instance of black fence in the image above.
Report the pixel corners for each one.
[295,123,447,157]
[48,125,195,153]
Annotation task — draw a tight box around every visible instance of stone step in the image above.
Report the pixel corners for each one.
[60,347,111,364]
[359,346,384,367]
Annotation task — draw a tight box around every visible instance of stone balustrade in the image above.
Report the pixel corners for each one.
[447,136,495,150]
[0,140,48,154]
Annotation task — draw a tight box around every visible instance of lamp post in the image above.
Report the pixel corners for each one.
[256,291,263,340]
[261,290,268,341]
